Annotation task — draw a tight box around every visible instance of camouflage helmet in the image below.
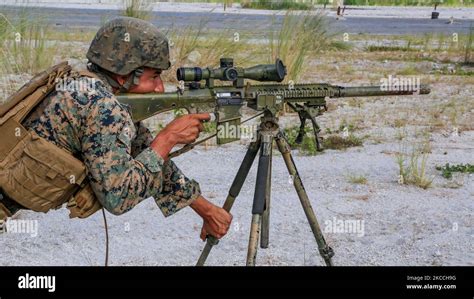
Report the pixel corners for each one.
[86,17,171,76]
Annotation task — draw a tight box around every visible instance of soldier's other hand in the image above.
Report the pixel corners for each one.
[200,205,233,241]
[151,113,210,160]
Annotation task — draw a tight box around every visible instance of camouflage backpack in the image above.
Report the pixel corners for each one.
[0,62,102,221]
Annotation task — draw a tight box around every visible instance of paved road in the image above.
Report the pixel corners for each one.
[1,6,472,36]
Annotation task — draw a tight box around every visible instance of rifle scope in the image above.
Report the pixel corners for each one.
[176,58,287,83]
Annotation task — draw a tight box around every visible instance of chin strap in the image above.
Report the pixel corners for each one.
[87,63,144,93]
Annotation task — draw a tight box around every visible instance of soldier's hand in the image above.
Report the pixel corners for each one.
[164,113,209,144]
[200,205,233,241]
[151,113,210,160]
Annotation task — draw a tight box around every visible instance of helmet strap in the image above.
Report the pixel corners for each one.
[87,63,144,93]
[120,67,144,92]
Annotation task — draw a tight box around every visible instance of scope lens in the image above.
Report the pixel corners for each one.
[177,67,203,81]
[275,59,287,82]
[176,68,185,81]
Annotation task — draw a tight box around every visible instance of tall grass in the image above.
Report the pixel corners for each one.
[121,0,153,20]
[170,19,209,65]
[164,9,344,86]
[163,20,252,84]
[396,140,433,189]
[0,11,56,100]
[268,11,337,84]
[0,12,54,74]
[464,22,473,65]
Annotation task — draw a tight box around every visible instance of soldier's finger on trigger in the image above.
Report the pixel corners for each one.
[193,113,211,121]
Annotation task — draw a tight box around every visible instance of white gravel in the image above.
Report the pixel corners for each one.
[0,129,472,266]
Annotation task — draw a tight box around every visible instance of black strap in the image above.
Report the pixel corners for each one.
[0,189,26,215]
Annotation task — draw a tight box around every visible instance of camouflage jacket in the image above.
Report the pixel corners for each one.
[23,72,201,216]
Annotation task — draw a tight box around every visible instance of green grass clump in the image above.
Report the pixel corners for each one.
[322,134,363,150]
[396,145,433,189]
[367,45,414,52]
[241,0,312,10]
[347,174,368,184]
[284,124,363,152]
[283,125,320,155]
[397,66,421,75]
[436,163,474,179]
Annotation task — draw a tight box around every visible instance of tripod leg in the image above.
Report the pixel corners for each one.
[275,134,334,266]
[196,139,260,266]
[247,214,261,266]
[260,139,272,249]
[309,116,323,152]
[247,134,272,266]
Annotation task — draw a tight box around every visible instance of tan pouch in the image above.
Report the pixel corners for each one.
[0,120,87,212]
[67,184,102,218]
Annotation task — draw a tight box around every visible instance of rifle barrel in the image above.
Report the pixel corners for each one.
[337,84,430,97]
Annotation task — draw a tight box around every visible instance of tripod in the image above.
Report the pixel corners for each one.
[196,110,334,266]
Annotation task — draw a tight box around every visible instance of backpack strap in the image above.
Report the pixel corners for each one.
[0,62,72,125]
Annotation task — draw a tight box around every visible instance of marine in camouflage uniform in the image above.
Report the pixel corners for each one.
[21,17,203,217]
[23,74,200,217]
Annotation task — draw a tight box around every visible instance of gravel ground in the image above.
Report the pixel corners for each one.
[0,127,472,266]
